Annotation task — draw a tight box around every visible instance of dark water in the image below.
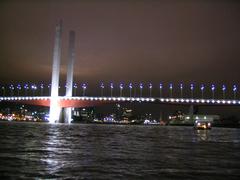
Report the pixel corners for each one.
[0,122,240,179]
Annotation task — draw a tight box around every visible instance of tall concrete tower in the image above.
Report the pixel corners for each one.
[49,20,63,123]
[64,31,76,123]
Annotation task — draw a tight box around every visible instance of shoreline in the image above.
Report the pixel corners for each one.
[1,119,239,128]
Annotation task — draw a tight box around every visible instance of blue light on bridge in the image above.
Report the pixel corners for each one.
[73,83,77,89]
[211,84,215,91]
[222,85,226,91]
[31,84,37,90]
[190,83,194,98]
[180,83,183,89]
[149,83,152,89]
[119,83,124,97]
[222,84,226,99]
[159,83,163,97]
[100,82,104,97]
[139,83,143,97]
[129,83,133,97]
[149,83,153,97]
[233,84,237,92]
[190,83,194,90]
[17,84,21,90]
[159,83,163,89]
[100,82,104,89]
[129,83,133,89]
[119,83,123,89]
[82,83,87,96]
[82,83,87,89]
[233,84,237,99]
[2,82,240,100]
[110,82,114,89]
[169,83,173,98]
[9,84,14,90]
[179,83,183,98]
[211,84,216,99]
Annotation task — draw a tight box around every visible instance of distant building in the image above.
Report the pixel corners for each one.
[122,108,133,122]
[168,111,220,125]
[73,108,94,122]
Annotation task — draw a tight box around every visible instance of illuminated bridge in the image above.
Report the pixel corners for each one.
[1,95,240,107]
[1,21,239,123]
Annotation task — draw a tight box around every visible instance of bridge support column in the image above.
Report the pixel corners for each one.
[49,20,62,123]
[64,31,76,123]
[189,104,199,122]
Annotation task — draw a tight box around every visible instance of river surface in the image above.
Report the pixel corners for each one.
[0,121,240,179]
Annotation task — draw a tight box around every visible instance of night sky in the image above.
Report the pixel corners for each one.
[1,0,240,87]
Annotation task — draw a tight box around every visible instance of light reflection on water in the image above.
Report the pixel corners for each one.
[196,130,210,141]
[0,121,240,179]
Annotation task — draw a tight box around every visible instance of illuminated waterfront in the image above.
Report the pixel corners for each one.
[0,121,240,179]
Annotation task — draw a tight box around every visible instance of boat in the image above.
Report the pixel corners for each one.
[143,119,160,125]
[194,120,212,130]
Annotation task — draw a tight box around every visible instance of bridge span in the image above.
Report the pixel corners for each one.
[1,96,240,108]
